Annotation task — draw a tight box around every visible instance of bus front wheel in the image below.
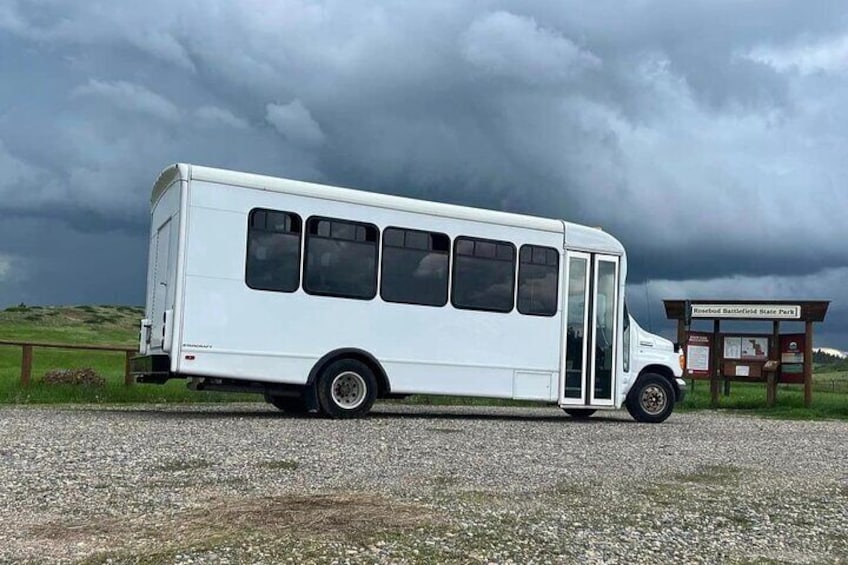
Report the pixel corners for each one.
[626,374,674,423]
[316,358,377,419]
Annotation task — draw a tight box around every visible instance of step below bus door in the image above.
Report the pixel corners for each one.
[560,252,619,407]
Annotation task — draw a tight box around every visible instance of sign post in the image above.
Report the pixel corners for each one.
[805,321,813,407]
[711,320,720,407]
[767,321,780,407]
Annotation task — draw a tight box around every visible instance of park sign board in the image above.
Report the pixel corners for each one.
[664,298,829,409]
[691,304,801,320]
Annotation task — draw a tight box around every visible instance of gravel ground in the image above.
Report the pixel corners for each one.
[0,403,846,564]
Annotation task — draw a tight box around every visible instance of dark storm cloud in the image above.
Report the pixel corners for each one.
[1,0,846,347]
[0,217,147,308]
[628,268,848,351]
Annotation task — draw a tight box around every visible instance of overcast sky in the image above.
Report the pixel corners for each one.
[1,1,846,348]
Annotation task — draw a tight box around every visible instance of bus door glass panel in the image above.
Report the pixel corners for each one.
[590,256,619,406]
[562,253,589,403]
[622,303,630,373]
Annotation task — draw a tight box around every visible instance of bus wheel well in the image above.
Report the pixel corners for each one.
[308,348,390,397]
[636,365,681,402]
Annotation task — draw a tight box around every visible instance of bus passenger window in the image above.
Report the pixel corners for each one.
[304,216,378,300]
[451,236,516,313]
[381,227,449,307]
[245,208,302,292]
[517,245,559,316]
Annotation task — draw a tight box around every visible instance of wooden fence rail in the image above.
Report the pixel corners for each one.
[0,340,137,386]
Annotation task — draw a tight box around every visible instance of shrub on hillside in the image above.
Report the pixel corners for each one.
[41,368,106,387]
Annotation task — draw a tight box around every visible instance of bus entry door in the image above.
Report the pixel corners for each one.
[560,252,619,407]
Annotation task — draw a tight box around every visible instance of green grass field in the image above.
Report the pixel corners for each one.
[0,305,256,404]
[679,373,848,420]
[1,305,846,418]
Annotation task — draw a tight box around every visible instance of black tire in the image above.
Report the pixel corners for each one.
[626,374,674,423]
[316,358,377,419]
[268,395,308,414]
[564,408,596,419]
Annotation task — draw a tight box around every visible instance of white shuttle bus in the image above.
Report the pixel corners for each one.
[131,164,686,422]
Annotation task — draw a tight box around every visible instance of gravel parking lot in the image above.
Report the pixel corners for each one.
[0,403,846,564]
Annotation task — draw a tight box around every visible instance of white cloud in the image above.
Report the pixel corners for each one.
[0,140,39,192]
[461,11,601,84]
[0,255,10,281]
[194,106,249,129]
[128,29,195,71]
[0,140,67,208]
[749,34,848,75]
[0,2,195,70]
[73,79,181,122]
[265,100,326,147]
[0,253,26,285]
[0,3,26,34]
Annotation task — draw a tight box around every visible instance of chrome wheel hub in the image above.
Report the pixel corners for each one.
[331,371,367,409]
[640,384,668,415]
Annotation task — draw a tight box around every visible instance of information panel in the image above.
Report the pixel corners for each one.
[780,334,806,384]
[723,335,769,360]
[686,332,712,378]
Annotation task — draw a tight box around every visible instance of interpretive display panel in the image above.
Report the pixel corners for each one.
[779,334,806,384]
[722,335,770,360]
[685,332,712,379]
[718,334,773,381]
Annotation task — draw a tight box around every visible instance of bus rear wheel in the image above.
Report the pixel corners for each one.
[316,358,377,419]
[563,408,596,419]
[626,374,674,423]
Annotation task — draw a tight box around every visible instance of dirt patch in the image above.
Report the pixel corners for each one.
[196,493,431,539]
[25,492,434,560]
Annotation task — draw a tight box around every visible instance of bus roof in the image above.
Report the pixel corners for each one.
[152,163,624,255]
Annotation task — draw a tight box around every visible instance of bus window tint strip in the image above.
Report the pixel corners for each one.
[304,216,378,299]
[451,236,516,313]
[517,244,559,316]
[381,227,449,307]
[245,208,302,293]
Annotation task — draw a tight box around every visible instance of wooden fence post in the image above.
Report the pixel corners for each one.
[21,344,33,386]
[125,350,135,387]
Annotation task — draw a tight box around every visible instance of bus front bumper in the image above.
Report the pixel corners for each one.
[675,378,688,404]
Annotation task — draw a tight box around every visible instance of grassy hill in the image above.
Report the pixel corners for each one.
[0,304,142,345]
[0,305,255,403]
